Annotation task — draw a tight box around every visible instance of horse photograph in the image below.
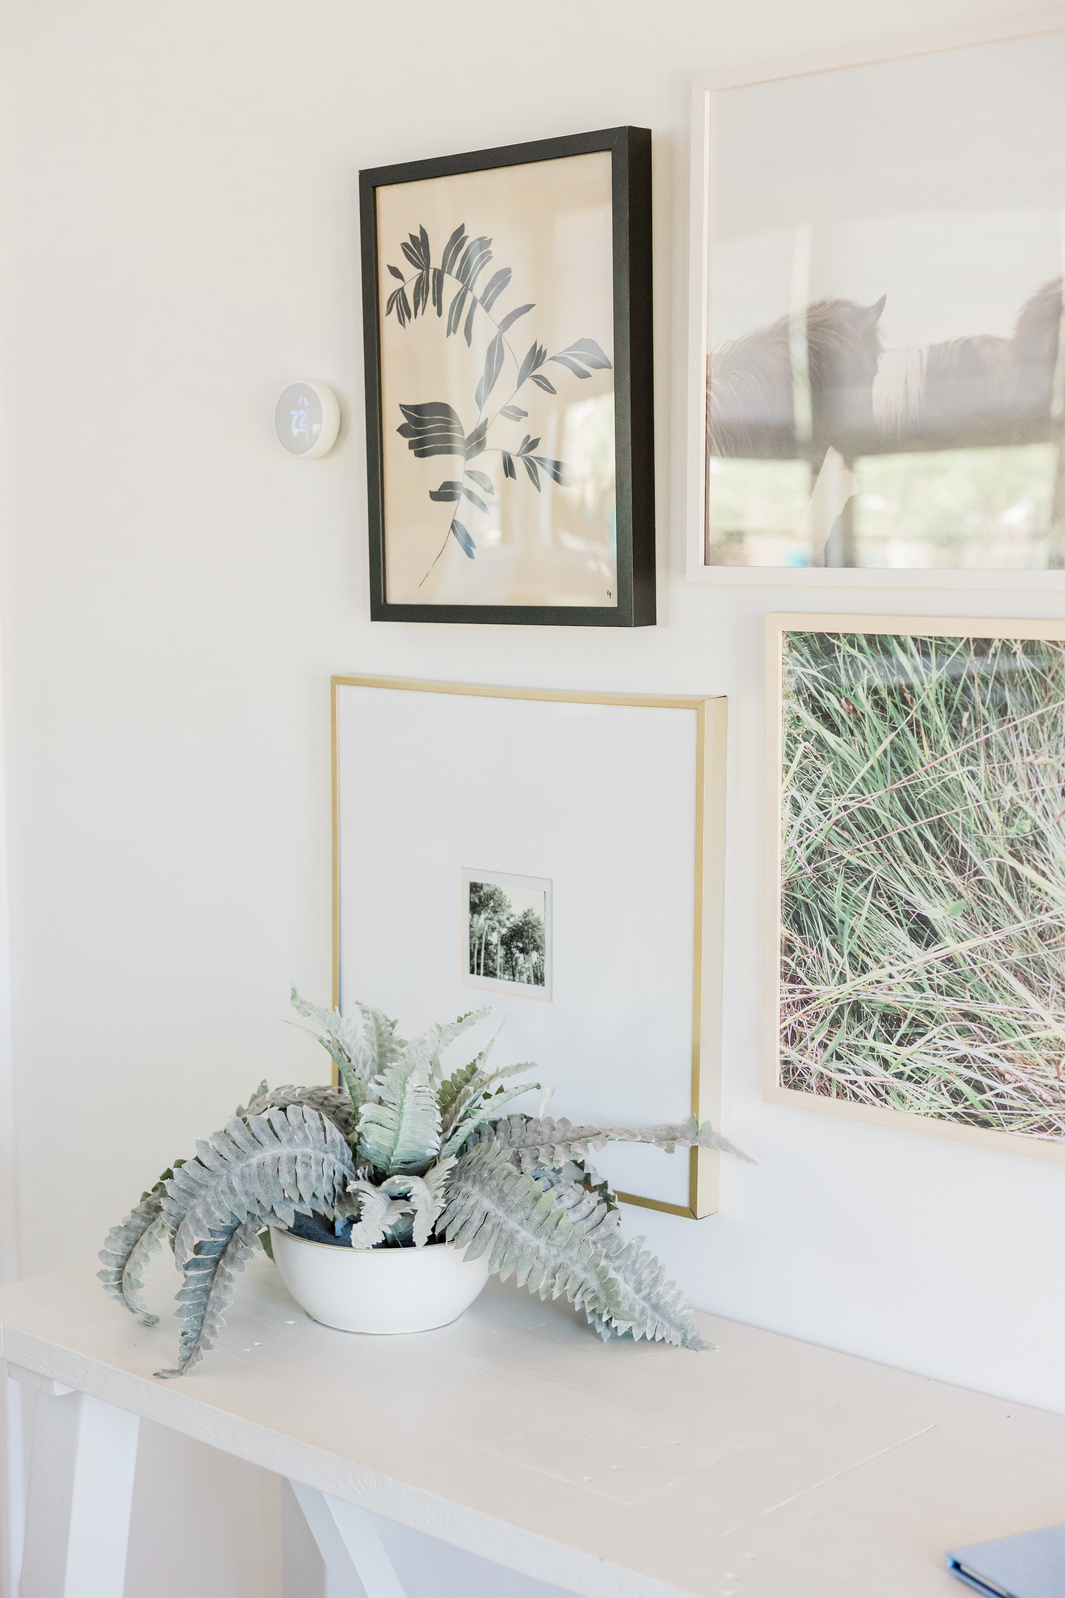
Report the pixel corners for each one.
[702,30,1065,569]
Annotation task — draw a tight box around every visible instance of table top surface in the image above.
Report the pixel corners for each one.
[1,1253,1063,1598]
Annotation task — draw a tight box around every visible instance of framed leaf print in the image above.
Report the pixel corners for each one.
[360,127,655,626]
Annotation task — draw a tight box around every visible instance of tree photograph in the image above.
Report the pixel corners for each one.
[466,874,548,992]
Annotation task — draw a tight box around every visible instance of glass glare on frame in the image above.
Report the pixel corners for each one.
[705,32,1065,570]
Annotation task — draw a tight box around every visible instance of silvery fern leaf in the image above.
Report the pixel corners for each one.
[413,1157,456,1245]
[437,1143,625,1320]
[439,1079,541,1158]
[350,999,407,1075]
[153,1106,356,1374]
[594,1235,708,1350]
[343,1181,409,1249]
[363,1163,457,1246]
[438,1050,537,1137]
[97,1177,174,1326]
[234,1081,268,1117]
[437,1053,488,1125]
[241,1082,359,1138]
[470,1113,750,1173]
[442,1145,705,1349]
[422,1010,492,1087]
[533,1163,624,1253]
[532,1171,705,1347]
[289,988,375,1106]
[358,1033,444,1175]
[155,1221,261,1379]
[163,1107,356,1266]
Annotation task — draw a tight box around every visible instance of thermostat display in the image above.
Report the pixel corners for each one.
[274,380,340,459]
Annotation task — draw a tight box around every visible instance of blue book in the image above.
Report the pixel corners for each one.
[946,1524,1065,1597]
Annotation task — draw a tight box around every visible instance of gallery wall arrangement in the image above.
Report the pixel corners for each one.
[332,676,726,1216]
[342,13,1065,1237]
[766,614,1065,1162]
[360,126,655,626]
[687,25,1065,586]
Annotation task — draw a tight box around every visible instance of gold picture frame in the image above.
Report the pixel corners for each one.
[332,675,727,1217]
[766,613,1065,1162]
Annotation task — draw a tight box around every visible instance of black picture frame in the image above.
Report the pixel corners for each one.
[359,126,655,627]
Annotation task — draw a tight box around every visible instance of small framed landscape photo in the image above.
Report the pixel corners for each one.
[360,126,654,626]
[766,613,1065,1161]
[462,868,552,1001]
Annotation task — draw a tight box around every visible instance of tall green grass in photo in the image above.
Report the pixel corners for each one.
[781,629,1065,1141]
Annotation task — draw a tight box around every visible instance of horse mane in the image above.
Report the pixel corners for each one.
[709,297,884,384]
[707,297,885,453]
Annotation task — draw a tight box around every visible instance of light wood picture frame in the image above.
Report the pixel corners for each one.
[687,10,1065,589]
[766,612,1065,1162]
[333,676,727,1216]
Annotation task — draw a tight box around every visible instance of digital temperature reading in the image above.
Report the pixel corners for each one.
[273,380,340,459]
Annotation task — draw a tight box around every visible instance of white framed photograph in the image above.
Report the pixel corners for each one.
[462,868,552,1001]
[687,13,1065,588]
[333,676,727,1217]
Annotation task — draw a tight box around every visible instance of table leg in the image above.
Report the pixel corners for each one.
[288,1480,408,1598]
[11,1370,139,1598]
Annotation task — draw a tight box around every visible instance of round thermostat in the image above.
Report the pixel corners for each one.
[274,380,340,459]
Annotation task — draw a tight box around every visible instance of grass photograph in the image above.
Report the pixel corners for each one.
[779,626,1065,1145]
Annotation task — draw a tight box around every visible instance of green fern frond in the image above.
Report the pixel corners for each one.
[439,1079,541,1158]
[438,1050,536,1136]
[437,1056,485,1122]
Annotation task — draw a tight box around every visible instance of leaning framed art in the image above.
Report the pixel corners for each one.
[766,614,1065,1161]
[333,677,726,1215]
[688,14,1065,586]
[360,126,654,626]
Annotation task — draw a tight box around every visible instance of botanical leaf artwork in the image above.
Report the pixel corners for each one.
[100,989,745,1375]
[383,222,612,586]
[780,630,1065,1141]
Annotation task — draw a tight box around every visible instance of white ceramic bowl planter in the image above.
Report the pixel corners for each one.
[270,1228,490,1334]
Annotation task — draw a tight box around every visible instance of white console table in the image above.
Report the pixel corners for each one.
[2,1254,1064,1598]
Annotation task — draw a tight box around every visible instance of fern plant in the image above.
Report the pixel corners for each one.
[100,990,745,1377]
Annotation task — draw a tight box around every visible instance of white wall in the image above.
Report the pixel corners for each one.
[2,0,1065,1591]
